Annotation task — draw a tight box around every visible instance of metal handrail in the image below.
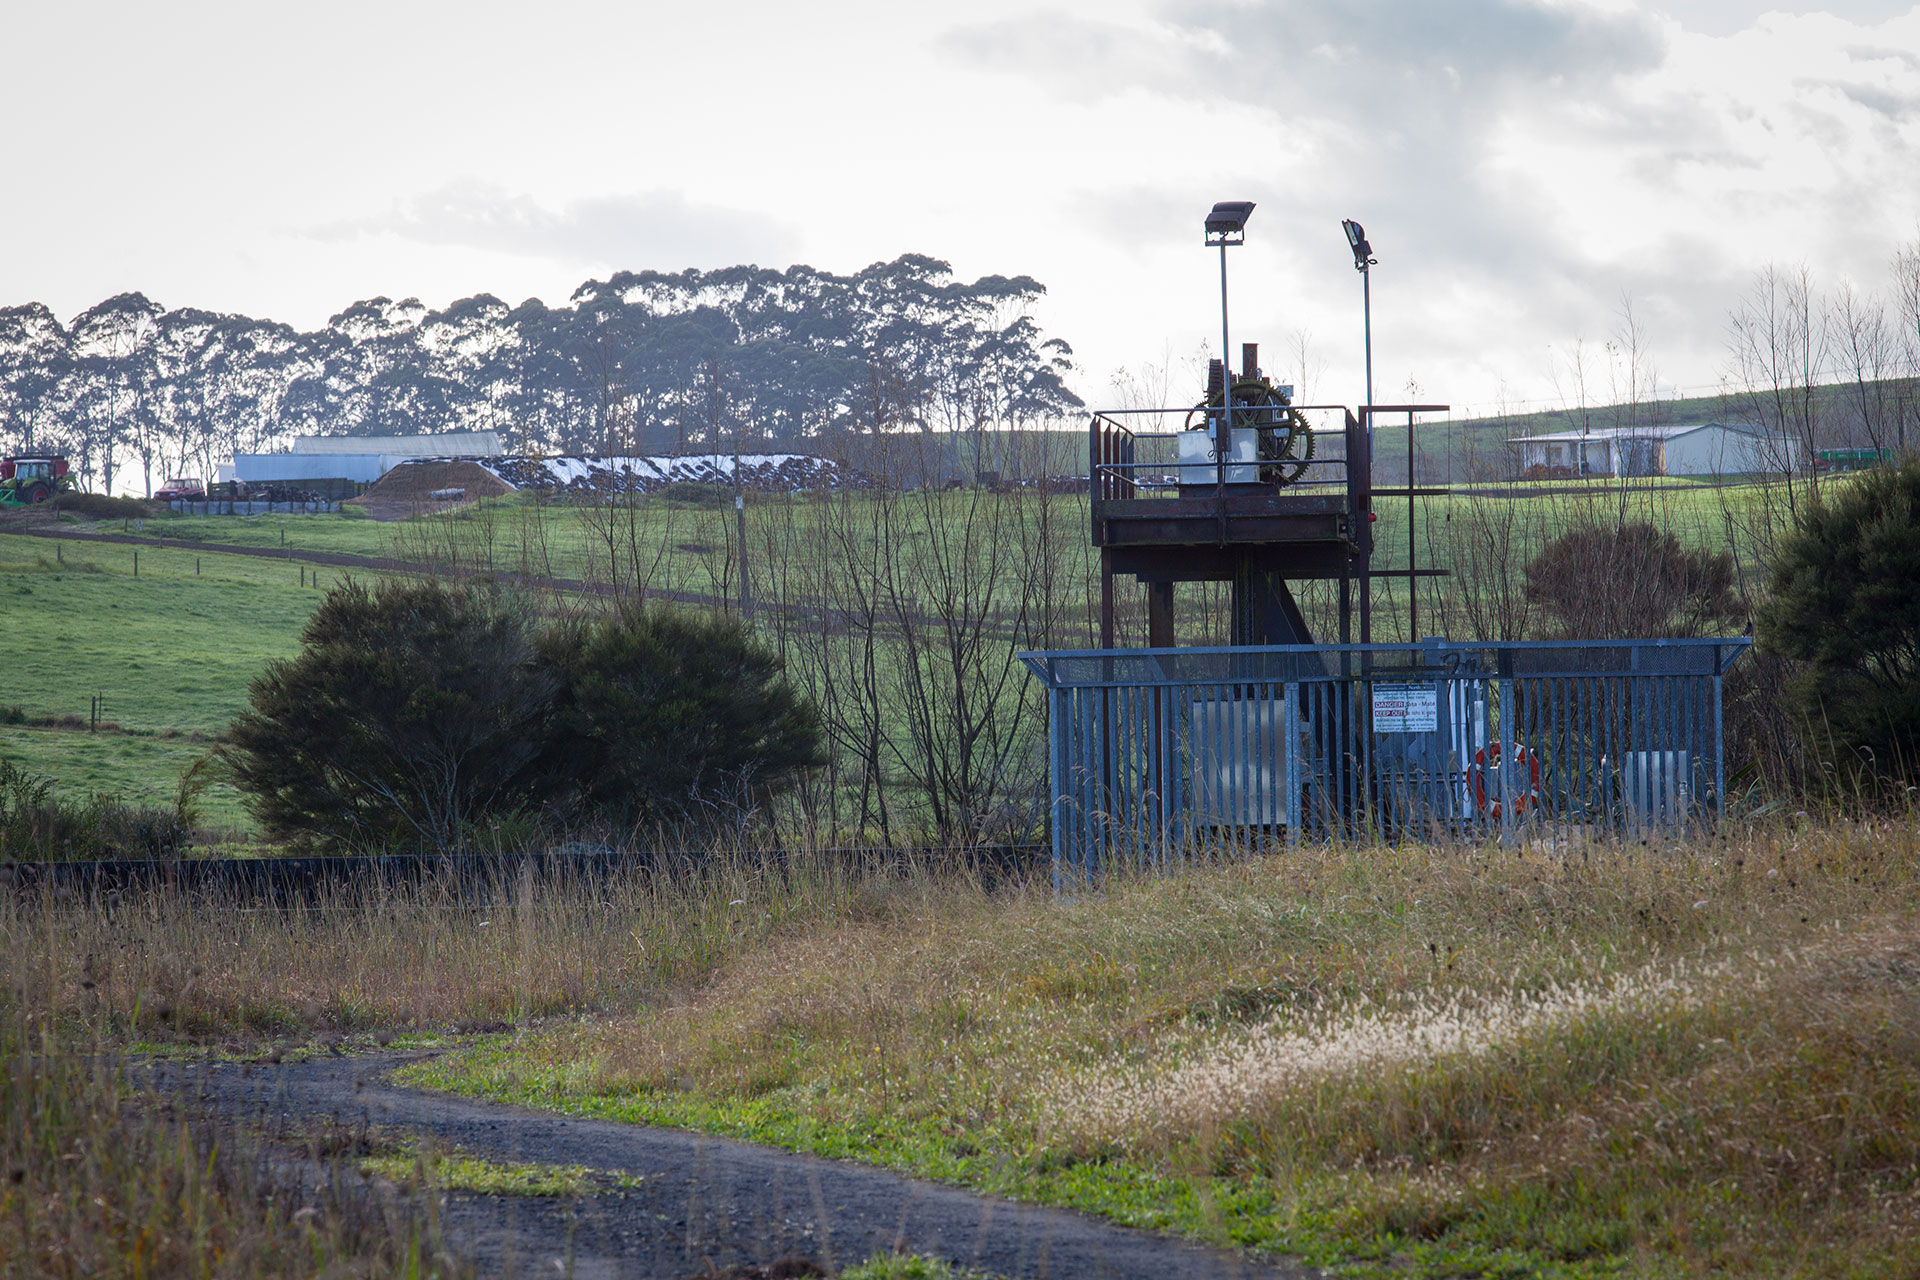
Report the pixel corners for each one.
[1090,408,1351,499]
[1020,638,1755,688]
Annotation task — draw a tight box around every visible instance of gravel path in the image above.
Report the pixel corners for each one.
[159,1054,1315,1280]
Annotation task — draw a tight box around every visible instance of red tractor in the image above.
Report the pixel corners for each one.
[0,455,74,506]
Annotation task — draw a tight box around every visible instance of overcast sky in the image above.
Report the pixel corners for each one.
[5,0,1918,418]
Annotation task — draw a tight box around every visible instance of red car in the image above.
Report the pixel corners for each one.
[155,477,207,501]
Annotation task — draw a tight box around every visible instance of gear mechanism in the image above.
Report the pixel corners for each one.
[1183,376,1314,487]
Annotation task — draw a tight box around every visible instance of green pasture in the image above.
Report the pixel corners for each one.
[0,473,1800,845]
[130,472,1800,619]
[0,539,329,733]
[0,726,250,832]
[0,539,339,837]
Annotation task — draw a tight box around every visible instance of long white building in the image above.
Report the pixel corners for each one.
[219,430,505,484]
[1510,422,1801,478]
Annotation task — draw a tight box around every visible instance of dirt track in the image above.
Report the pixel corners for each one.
[158,1054,1311,1279]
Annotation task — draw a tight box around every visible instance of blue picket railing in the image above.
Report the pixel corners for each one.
[1019,638,1751,886]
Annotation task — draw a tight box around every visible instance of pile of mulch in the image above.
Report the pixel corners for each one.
[346,460,514,518]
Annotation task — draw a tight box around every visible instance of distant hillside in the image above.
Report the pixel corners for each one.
[1376,377,1920,484]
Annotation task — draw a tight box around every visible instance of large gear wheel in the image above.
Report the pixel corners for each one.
[1182,376,1314,488]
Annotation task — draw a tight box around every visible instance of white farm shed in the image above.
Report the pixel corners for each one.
[218,430,507,485]
[291,431,503,457]
[1511,422,1799,478]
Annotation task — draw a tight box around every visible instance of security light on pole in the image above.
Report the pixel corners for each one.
[1205,201,1255,450]
[1341,218,1378,441]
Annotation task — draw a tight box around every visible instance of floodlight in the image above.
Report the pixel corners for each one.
[1341,218,1375,271]
[1340,219,1378,419]
[1204,201,1256,246]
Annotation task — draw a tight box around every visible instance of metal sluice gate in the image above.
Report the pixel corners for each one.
[1019,638,1752,884]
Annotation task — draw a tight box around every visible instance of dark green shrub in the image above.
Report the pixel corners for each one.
[220,578,555,854]
[47,491,157,520]
[221,579,824,851]
[1524,521,1737,639]
[1755,461,1920,784]
[537,606,824,829]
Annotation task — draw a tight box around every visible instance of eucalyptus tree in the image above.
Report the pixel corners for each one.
[69,292,163,494]
[0,303,72,455]
[2,254,1082,478]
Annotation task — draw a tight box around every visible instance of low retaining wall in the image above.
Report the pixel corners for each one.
[169,499,343,515]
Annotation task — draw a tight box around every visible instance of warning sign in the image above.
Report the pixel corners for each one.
[1372,682,1439,732]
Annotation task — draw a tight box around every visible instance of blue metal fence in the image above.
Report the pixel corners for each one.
[1019,638,1751,885]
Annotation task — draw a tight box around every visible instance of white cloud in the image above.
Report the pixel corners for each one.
[305,182,800,274]
[945,0,1920,411]
[2,0,1916,415]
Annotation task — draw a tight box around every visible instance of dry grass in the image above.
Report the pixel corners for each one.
[0,849,982,1278]
[8,826,1920,1275]
[0,1007,472,1278]
[432,821,1920,1276]
[0,851,976,1049]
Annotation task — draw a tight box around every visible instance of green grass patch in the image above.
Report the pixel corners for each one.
[361,1141,649,1197]
[0,725,249,833]
[0,542,325,735]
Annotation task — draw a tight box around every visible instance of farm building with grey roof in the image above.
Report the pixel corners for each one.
[1510,421,1800,478]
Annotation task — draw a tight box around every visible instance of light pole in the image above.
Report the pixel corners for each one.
[1342,219,1379,646]
[1205,202,1256,453]
[1341,218,1377,436]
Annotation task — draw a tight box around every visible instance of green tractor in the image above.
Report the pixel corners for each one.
[0,455,75,507]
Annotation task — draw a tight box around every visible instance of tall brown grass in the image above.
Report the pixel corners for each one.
[0,850,987,1049]
[9,825,1918,1274]
[450,820,1920,1275]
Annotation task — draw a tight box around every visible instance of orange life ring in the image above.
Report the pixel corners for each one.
[1469,742,1542,818]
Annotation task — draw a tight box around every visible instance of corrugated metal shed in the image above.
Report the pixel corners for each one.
[230,453,388,483]
[292,431,503,457]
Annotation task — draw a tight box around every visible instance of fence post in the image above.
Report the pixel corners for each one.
[1498,649,1516,839]
[1285,679,1301,846]
[1049,684,1066,894]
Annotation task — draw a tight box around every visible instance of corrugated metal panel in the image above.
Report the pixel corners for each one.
[231,454,388,483]
[293,432,503,456]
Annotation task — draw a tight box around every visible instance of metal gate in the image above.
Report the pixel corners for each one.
[1018,638,1751,886]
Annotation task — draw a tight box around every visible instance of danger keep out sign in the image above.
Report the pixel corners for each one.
[1371,682,1439,733]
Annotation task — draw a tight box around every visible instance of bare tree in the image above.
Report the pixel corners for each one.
[1892,236,1920,454]
[1286,329,1325,403]
[1829,282,1898,453]
[1727,264,1827,514]
[1607,294,1662,435]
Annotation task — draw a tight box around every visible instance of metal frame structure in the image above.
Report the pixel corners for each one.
[1090,393,1447,647]
[1021,638,1752,887]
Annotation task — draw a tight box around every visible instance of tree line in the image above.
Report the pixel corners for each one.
[0,256,1083,497]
